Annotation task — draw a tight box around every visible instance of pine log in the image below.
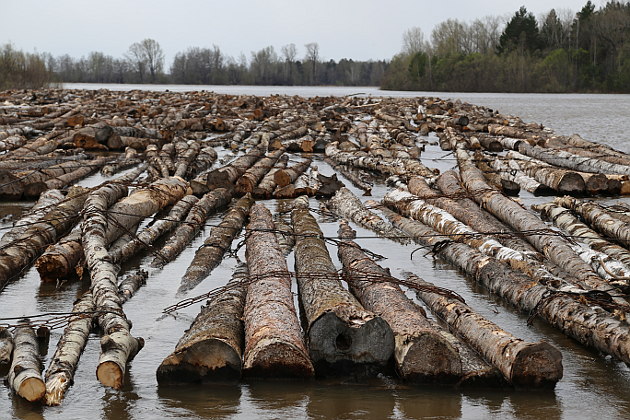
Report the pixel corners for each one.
[8,320,46,402]
[243,203,314,378]
[410,274,562,386]
[380,207,630,365]
[0,187,88,292]
[0,327,13,367]
[157,264,248,383]
[235,149,284,195]
[327,187,408,243]
[534,202,630,269]
[44,292,94,406]
[151,188,231,267]
[291,207,394,372]
[179,195,254,294]
[506,151,585,194]
[252,154,289,199]
[555,197,630,248]
[336,222,461,382]
[456,148,624,300]
[111,194,199,265]
[274,158,312,188]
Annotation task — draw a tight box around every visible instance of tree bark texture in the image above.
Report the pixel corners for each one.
[273,158,312,188]
[0,327,13,367]
[291,207,394,371]
[179,194,254,294]
[44,292,95,406]
[235,149,284,195]
[151,187,231,267]
[327,187,408,243]
[379,207,630,365]
[252,154,289,199]
[336,222,462,382]
[8,320,46,402]
[157,263,248,383]
[324,157,372,196]
[506,151,585,195]
[409,274,562,386]
[243,203,314,378]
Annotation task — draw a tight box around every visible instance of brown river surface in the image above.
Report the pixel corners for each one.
[1,85,630,419]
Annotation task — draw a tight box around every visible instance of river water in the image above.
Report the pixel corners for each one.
[0,84,629,419]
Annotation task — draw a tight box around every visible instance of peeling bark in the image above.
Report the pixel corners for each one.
[243,203,314,378]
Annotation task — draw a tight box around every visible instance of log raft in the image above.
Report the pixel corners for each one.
[8,320,46,402]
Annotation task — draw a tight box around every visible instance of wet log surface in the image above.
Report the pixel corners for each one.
[243,203,314,378]
[8,320,46,402]
[157,263,247,383]
[292,206,394,373]
[3,88,630,413]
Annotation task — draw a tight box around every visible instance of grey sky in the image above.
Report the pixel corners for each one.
[2,0,593,66]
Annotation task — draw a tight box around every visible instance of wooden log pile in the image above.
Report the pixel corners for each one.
[2,87,630,406]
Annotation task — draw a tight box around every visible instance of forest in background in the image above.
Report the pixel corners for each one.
[1,1,630,92]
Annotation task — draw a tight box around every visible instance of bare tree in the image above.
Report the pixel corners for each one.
[402,27,427,55]
[304,42,319,84]
[126,38,164,83]
[281,43,297,84]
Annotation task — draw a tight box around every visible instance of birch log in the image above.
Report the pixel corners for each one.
[252,154,289,199]
[456,148,624,300]
[274,158,312,188]
[0,327,13,367]
[44,292,95,405]
[8,320,46,402]
[235,149,284,195]
[157,264,248,383]
[192,145,266,194]
[291,207,394,371]
[506,151,585,194]
[336,222,462,382]
[151,188,231,267]
[243,203,314,378]
[324,157,373,196]
[380,207,630,365]
[179,195,254,294]
[410,274,562,386]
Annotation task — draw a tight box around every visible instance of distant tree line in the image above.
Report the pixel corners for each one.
[0,44,54,90]
[382,1,630,92]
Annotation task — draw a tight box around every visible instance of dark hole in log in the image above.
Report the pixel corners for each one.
[335,333,352,351]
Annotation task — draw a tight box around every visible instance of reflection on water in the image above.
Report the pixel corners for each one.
[1,86,630,419]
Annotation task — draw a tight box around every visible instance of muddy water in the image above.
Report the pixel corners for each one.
[1,87,630,419]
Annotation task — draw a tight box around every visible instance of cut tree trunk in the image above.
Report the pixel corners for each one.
[409,274,562,387]
[35,228,84,282]
[473,151,520,196]
[0,327,13,367]
[179,194,254,294]
[274,158,312,188]
[336,221,461,382]
[506,151,585,195]
[173,141,201,178]
[0,186,88,292]
[8,320,46,402]
[111,194,199,265]
[151,188,231,267]
[324,157,372,196]
[243,203,314,378]
[44,292,94,406]
[292,207,394,372]
[235,149,284,195]
[327,187,408,243]
[489,156,553,195]
[379,206,630,365]
[252,154,289,199]
[157,263,248,383]
[456,148,625,301]
[32,156,111,194]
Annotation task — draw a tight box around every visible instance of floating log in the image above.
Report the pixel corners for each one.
[111,194,199,265]
[379,206,630,365]
[252,154,289,199]
[151,188,231,267]
[0,327,13,368]
[157,264,248,383]
[243,203,314,378]
[0,187,87,292]
[173,141,201,178]
[8,320,46,402]
[489,155,553,195]
[292,205,394,373]
[35,228,83,282]
[327,187,408,242]
[25,155,112,196]
[101,147,143,176]
[472,151,520,196]
[506,151,585,195]
[555,197,630,248]
[117,269,149,303]
[533,202,630,269]
[456,148,624,300]
[324,157,372,196]
[235,149,284,195]
[44,292,94,406]
[336,221,461,382]
[179,194,254,294]
[273,158,312,188]
[409,274,562,386]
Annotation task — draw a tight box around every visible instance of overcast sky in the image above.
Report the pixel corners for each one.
[2,0,594,66]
